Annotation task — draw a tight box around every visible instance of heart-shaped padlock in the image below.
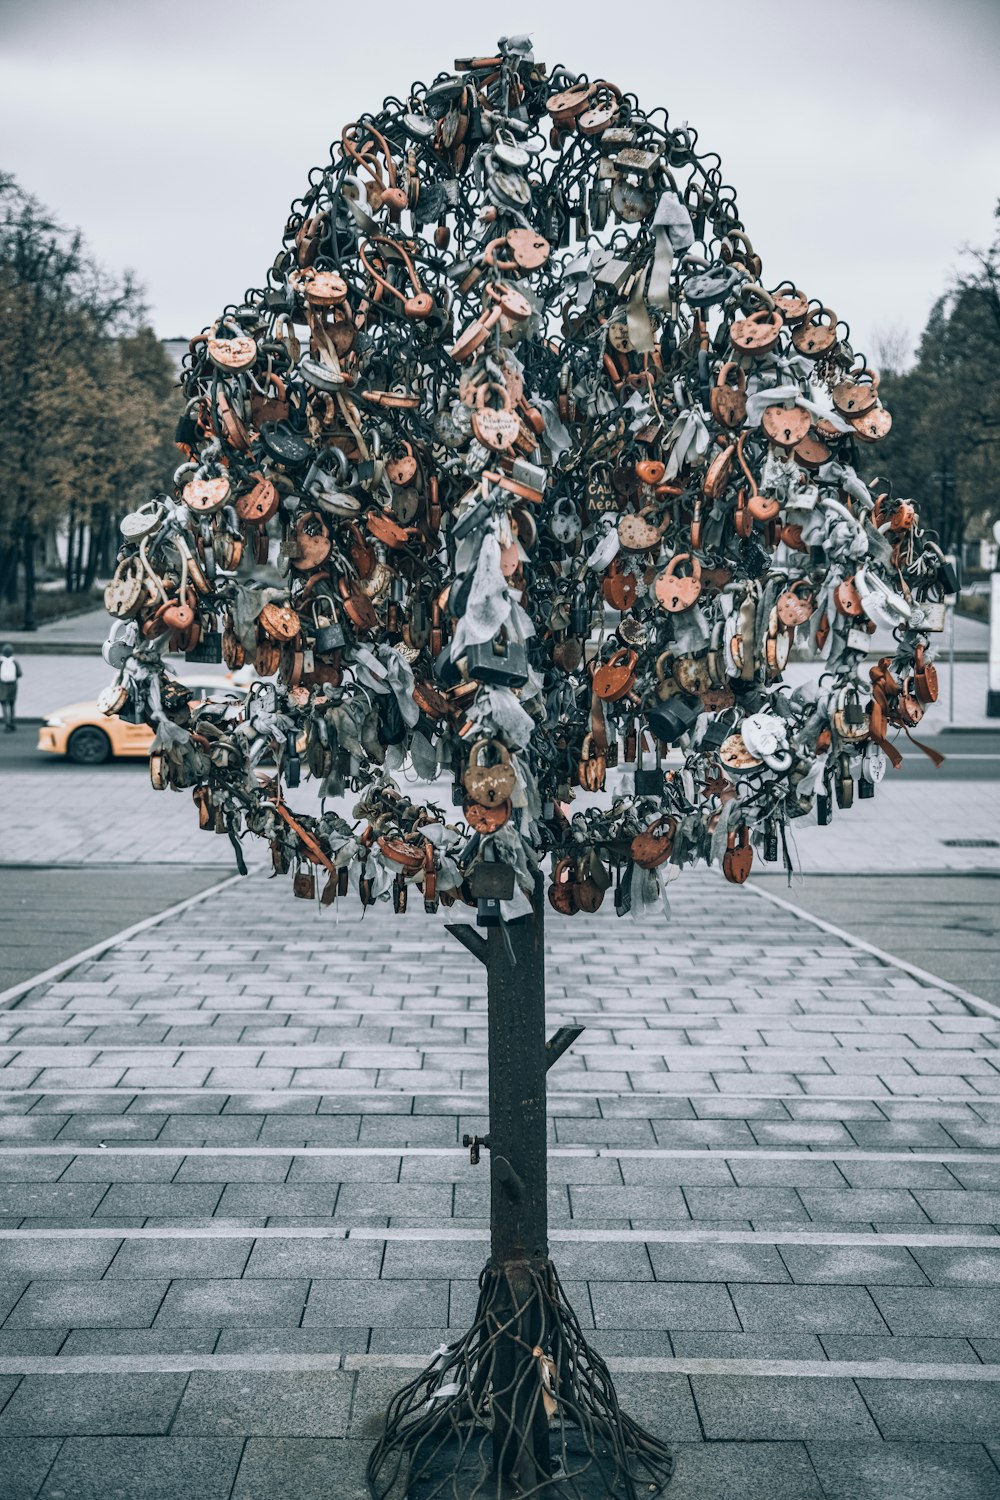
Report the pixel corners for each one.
[654,554,702,612]
[472,384,519,452]
[549,497,582,544]
[777,581,816,626]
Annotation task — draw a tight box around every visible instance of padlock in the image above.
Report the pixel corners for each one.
[634,735,663,796]
[462,740,517,806]
[465,631,529,687]
[654,555,702,613]
[311,596,346,655]
[722,827,753,884]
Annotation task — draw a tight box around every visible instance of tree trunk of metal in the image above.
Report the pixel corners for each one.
[486,884,552,1484]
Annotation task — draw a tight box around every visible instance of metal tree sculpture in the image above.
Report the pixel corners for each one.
[104,36,946,1498]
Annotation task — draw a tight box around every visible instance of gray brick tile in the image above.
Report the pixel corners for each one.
[107,1238,254,1280]
[779,1245,928,1286]
[798,1189,924,1223]
[590,1282,738,1331]
[216,1185,339,1217]
[0,1156,74,1182]
[914,1191,1000,1226]
[0,1375,186,1435]
[543,1242,653,1281]
[243,1240,383,1280]
[0,1331,66,1356]
[230,1437,370,1500]
[567,1186,689,1219]
[0,1118,68,1141]
[617,1157,734,1185]
[158,1117,263,1145]
[911,1247,1000,1287]
[172,1372,354,1436]
[872,1287,1000,1338]
[96,1185,223,1218]
[303,1277,448,1328]
[173,1156,292,1182]
[670,1331,823,1359]
[727,1158,846,1187]
[258,1118,362,1146]
[59,1116,166,1141]
[61,1330,219,1358]
[216,1328,369,1355]
[0,1239,120,1280]
[358,1116,457,1145]
[857,1378,1000,1441]
[948,1162,1000,1190]
[61,1153,184,1182]
[0,1185,107,1217]
[339,1184,454,1220]
[819,1336,980,1364]
[806,1440,1000,1500]
[691,1374,878,1439]
[155,1279,308,1327]
[648,1244,788,1284]
[6,1280,167,1329]
[290,1155,400,1182]
[660,1440,824,1499]
[682,1188,808,1221]
[586,1371,702,1442]
[731,1283,886,1333]
[836,1159,960,1188]
[0,1438,62,1500]
[552,1120,655,1146]
[651,1120,757,1146]
[37,1436,243,1500]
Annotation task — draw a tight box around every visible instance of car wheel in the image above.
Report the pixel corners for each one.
[66,726,112,765]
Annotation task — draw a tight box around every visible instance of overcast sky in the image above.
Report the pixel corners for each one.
[2,0,998,364]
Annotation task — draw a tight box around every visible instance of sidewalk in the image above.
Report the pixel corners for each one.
[3,609,110,655]
[0,870,998,1497]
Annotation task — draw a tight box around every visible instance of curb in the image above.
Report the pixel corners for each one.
[1,642,102,656]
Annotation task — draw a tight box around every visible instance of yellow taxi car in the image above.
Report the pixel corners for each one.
[37,677,247,765]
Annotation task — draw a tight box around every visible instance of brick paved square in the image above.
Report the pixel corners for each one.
[0,862,996,1497]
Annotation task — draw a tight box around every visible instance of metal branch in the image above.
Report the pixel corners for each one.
[545,1025,585,1071]
[445,923,488,966]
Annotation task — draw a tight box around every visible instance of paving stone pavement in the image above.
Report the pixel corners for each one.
[0,871,999,1497]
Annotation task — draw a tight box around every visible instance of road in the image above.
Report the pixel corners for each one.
[2,725,999,778]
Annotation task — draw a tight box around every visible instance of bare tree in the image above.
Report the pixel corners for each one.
[0,176,174,627]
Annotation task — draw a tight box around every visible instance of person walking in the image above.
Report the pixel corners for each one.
[0,645,22,732]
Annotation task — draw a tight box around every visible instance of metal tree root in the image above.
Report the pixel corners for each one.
[367,1256,673,1499]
